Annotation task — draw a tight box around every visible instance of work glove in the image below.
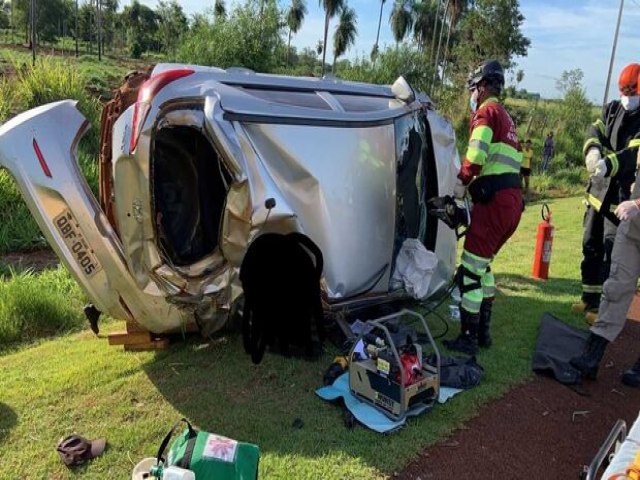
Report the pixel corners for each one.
[585,148,601,173]
[615,200,640,221]
[592,159,608,178]
[453,178,467,199]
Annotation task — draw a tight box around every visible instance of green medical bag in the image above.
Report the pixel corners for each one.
[157,418,260,479]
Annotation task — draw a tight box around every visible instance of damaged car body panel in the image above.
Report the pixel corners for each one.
[0,64,459,335]
[0,101,192,332]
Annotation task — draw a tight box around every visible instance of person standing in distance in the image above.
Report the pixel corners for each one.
[541,131,554,173]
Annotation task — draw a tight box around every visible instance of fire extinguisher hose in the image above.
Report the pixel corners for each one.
[541,203,551,222]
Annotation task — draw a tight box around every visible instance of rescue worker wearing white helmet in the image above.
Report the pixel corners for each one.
[570,64,640,387]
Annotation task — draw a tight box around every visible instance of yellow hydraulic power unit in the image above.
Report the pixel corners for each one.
[349,309,440,421]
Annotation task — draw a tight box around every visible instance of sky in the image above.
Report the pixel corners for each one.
[121,0,640,103]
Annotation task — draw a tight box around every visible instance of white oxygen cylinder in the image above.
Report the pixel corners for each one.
[162,466,196,480]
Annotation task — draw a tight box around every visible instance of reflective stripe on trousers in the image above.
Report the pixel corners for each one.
[461,250,493,313]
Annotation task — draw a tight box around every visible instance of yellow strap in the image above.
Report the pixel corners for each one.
[586,193,603,211]
[583,137,601,155]
[607,153,619,177]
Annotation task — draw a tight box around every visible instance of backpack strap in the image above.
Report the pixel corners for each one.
[175,431,199,470]
[156,418,197,465]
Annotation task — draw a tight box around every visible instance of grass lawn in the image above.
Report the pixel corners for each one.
[0,195,589,479]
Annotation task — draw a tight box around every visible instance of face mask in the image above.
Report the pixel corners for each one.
[621,95,640,111]
[469,89,479,113]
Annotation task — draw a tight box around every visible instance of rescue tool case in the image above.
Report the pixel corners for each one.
[348,309,440,421]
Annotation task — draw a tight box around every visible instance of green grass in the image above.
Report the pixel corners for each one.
[530,166,589,198]
[0,196,588,479]
[0,171,45,253]
[0,265,88,350]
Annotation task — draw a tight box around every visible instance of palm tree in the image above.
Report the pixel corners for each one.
[440,0,467,85]
[412,0,436,50]
[214,0,226,21]
[429,0,442,63]
[332,5,357,72]
[389,0,413,47]
[372,0,386,59]
[286,0,307,65]
[319,0,345,76]
[432,0,450,86]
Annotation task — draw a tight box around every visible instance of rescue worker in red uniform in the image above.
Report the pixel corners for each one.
[443,60,524,355]
[571,63,640,322]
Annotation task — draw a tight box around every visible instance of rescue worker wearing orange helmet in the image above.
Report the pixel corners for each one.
[571,63,640,322]
[443,59,523,355]
[570,64,640,386]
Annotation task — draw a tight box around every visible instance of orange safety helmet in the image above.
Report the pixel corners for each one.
[618,63,640,95]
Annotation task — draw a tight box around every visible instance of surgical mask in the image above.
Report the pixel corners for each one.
[621,95,640,111]
[469,89,479,113]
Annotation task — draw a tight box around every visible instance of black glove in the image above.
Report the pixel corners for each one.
[427,195,469,230]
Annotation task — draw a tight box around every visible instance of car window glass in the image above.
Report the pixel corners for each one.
[243,88,332,110]
[332,94,393,112]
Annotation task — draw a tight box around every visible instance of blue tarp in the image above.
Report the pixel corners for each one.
[316,372,462,433]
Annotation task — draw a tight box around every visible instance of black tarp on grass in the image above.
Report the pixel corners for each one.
[532,313,589,385]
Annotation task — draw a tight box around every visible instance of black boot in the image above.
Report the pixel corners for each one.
[443,309,479,355]
[622,357,640,387]
[478,300,493,348]
[569,332,609,380]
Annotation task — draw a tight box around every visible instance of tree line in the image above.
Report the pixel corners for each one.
[2,0,529,81]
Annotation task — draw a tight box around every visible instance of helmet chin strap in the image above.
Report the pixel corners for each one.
[475,85,492,105]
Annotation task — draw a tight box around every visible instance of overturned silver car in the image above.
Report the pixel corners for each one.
[0,64,459,336]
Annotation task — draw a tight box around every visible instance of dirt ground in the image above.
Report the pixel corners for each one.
[396,320,640,479]
[0,247,59,272]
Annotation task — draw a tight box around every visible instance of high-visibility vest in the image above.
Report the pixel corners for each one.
[466,97,522,178]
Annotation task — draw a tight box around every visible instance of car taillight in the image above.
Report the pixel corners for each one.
[32,138,52,178]
[129,68,195,153]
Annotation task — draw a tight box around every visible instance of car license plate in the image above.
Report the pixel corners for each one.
[53,210,102,278]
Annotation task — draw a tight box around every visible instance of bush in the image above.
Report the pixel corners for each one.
[530,165,588,198]
[11,55,102,157]
[130,38,144,59]
[176,1,284,73]
[339,45,434,96]
[0,76,14,122]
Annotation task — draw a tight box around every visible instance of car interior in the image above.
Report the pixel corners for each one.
[151,125,232,266]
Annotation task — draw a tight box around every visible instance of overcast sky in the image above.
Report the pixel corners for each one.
[121,0,638,103]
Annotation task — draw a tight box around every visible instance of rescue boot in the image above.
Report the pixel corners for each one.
[571,293,600,314]
[569,332,609,380]
[478,300,493,348]
[584,311,598,326]
[621,357,640,387]
[443,309,479,355]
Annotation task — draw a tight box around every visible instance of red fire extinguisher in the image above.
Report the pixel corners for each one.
[532,203,554,279]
